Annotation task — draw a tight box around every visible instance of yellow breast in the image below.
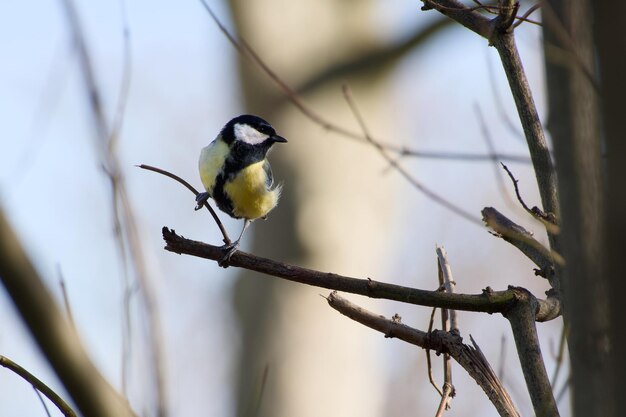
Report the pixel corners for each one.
[224,160,281,220]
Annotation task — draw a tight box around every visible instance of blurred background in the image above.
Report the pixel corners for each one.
[0,0,568,416]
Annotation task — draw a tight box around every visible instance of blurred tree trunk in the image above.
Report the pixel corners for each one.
[591,2,626,417]
[226,1,400,416]
[542,1,614,416]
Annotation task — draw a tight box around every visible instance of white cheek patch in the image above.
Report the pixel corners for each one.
[234,123,269,145]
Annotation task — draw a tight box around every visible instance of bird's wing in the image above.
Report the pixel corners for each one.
[263,159,275,189]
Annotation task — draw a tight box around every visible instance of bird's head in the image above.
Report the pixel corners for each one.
[221,114,288,149]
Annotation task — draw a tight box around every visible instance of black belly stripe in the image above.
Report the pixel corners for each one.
[212,172,236,218]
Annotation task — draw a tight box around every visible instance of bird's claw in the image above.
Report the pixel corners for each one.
[217,241,240,268]
[195,192,210,211]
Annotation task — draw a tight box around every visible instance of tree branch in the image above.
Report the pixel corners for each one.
[0,355,77,417]
[482,207,561,275]
[327,292,520,417]
[163,227,557,321]
[504,288,560,417]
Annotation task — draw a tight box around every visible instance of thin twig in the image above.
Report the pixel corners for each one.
[57,266,75,329]
[500,162,558,228]
[342,84,481,226]
[555,375,571,405]
[427,306,444,397]
[434,383,454,417]
[497,335,507,381]
[512,3,542,29]
[0,355,78,417]
[550,323,568,388]
[474,104,521,212]
[33,386,53,417]
[137,164,231,244]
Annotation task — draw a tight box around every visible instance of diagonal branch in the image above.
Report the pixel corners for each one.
[482,207,562,275]
[327,292,520,417]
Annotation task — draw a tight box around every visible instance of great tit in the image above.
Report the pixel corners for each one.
[196,114,287,266]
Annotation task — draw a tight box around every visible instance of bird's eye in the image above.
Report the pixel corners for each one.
[258,125,273,135]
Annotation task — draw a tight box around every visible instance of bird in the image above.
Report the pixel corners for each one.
[196,114,287,266]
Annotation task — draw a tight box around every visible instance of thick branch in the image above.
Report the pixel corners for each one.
[163,227,555,320]
[504,288,559,417]
[327,292,520,417]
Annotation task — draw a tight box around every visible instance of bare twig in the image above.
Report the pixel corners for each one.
[437,247,457,330]
[342,85,481,226]
[437,247,456,410]
[0,355,77,417]
[137,164,231,244]
[474,104,521,212]
[34,386,53,417]
[500,163,558,229]
[327,292,520,417]
[426,305,444,397]
[57,265,75,329]
[512,3,542,29]
[435,383,454,417]
[550,323,568,389]
[498,335,507,381]
[555,375,571,405]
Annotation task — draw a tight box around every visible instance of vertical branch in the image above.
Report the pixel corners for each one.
[490,29,561,293]
[436,247,456,412]
[504,288,559,417]
[59,0,166,414]
[491,32,559,219]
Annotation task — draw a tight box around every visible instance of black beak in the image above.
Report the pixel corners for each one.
[271,134,288,143]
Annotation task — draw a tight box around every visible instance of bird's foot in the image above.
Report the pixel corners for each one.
[195,192,210,211]
[217,241,240,268]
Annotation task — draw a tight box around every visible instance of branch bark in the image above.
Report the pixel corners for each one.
[503,288,559,417]
[162,227,561,321]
